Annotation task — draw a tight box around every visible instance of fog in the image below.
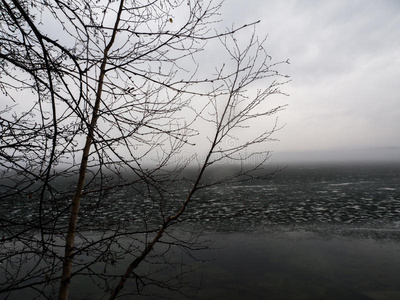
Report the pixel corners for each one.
[270,147,400,165]
[216,0,400,154]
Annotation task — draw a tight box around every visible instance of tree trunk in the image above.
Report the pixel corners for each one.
[57,1,125,299]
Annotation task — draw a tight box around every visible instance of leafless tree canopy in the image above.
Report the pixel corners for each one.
[0,0,289,299]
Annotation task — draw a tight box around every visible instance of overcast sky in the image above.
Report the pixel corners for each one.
[4,0,398,163]
[217,0,400,158]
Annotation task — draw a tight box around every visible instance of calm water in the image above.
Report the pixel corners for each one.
[1,162,400,299]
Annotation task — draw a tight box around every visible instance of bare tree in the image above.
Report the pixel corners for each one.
[0,0,289,299]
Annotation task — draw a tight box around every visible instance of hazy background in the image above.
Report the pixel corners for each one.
[3,0,398,165]
[213,0,400,163]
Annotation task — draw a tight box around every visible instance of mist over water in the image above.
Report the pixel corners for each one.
[270,147,400,165]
